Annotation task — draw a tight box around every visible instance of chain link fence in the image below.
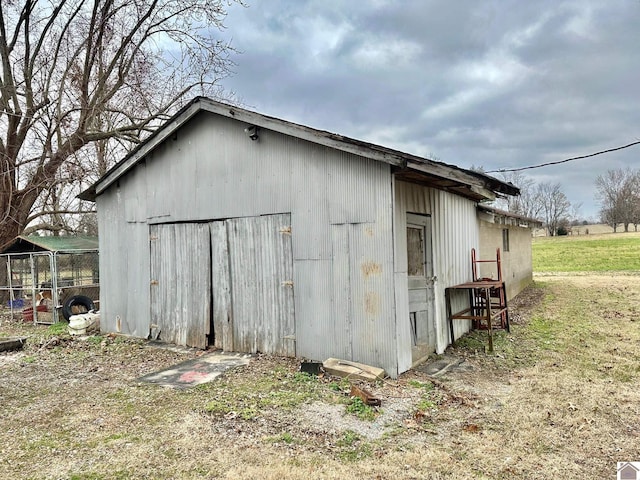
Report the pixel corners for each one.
[0,250,99,324]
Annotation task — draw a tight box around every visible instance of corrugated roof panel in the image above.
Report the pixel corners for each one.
[1,235,99,254]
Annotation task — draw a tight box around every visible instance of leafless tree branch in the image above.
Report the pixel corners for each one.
[0,0,241,248]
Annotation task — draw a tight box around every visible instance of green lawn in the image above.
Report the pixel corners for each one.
[533,232,640,272]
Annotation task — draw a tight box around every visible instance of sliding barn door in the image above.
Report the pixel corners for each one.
[212,214,295,356]
[149,215,294,355]
[149,223,212,349]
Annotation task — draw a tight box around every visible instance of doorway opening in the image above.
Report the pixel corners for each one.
[406,213,436,363]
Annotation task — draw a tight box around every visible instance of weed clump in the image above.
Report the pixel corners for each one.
[345,396,378,421]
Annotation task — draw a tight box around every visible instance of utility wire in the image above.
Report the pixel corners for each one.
[485,140,640,173]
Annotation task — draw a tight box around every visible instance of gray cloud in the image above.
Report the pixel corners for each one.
[220,0,640,219]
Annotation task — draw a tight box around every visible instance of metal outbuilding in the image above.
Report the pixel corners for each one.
[80,97,520,377]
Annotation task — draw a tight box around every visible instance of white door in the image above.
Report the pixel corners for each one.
[406,213,436,362]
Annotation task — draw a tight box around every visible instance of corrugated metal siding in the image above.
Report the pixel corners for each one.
[146,117,296,223]
[291,141,332,261]
[327,157,383,224]
[293,259,337,358]
[143,117,389,261]
[97,165,150,340]
[143,215,294,354]
[330,225,353,359]
[345,222,396,371]
[124,161,146,223]
[146,143,174,220]
[431,189,479,352]
[393,180,480,371]
[294,163,397,375]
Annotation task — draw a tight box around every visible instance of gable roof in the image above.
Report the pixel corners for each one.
[79,97,519,202]
[1,235,99,254]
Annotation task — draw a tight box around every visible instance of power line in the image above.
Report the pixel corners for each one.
[485,140,640,173]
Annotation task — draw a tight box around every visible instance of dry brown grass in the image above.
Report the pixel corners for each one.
[1,275,639,479]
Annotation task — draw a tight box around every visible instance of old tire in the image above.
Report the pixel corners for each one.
[62,295,95,321]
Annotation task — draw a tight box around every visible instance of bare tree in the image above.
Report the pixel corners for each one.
[0,0,240,249]
[624,170,640,232]
[494,173,579,236]
[26,130,128,236]
[498,171,544,220]
[537,182,571,236]
[595,168,640,232]
[595,170,624,232]
[566,203,583,235]
[631,171,640,232]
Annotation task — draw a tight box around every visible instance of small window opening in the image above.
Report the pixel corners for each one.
[502,228,510,252]
[407,226,425,276]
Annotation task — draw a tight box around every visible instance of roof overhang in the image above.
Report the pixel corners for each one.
[394,159,518,202]
[79,97,519,203]
[478,204,543,228]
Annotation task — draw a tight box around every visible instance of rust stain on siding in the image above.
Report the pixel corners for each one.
[361,261,382,278]
[364,292,380,316]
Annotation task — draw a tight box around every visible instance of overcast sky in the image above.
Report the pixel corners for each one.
[219,1,640,220]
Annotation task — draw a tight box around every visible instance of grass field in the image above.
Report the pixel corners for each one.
[533,231,640,272]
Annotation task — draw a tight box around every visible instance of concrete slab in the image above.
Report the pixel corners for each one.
[414,354,474,377]
[137,351,251,389]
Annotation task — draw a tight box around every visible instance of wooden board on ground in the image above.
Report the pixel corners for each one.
[323,357,385,382]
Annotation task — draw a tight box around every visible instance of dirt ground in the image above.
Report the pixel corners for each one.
[1,275,639,479]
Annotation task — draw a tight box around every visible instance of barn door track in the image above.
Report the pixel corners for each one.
[137,351,251,389]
